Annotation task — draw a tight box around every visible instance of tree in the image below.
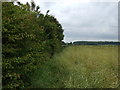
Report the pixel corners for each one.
[2,1,64,88]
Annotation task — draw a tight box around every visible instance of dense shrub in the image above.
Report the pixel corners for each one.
[2,1,64,88]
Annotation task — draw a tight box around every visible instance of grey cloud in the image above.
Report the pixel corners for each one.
[39,1,118,42]
[64,31,117,41]
[42,2,56,8]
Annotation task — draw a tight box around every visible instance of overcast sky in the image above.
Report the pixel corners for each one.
[18,0,118,42]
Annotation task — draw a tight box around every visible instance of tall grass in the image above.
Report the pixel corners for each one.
[31,45,118,88]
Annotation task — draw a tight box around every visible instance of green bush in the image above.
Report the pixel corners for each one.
[2,1,64,88]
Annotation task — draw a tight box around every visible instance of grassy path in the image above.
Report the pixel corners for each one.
[31,45,118,88]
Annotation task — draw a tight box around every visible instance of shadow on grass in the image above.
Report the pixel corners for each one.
[30,58,69,88]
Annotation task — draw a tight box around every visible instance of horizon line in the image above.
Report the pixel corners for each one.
[63,40,120,43]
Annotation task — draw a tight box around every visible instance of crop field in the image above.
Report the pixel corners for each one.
[31,45,118,88]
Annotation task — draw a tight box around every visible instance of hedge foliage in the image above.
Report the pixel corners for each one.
[2,1,64,88]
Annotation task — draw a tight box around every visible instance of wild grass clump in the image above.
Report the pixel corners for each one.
[31,45,118,88]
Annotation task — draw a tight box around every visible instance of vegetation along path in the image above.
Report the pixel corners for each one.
[31,45,118,88]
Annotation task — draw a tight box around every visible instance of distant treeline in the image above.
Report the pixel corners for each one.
[65,41,120,45]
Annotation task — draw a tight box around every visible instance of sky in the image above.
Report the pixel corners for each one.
[18,0,118,42]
